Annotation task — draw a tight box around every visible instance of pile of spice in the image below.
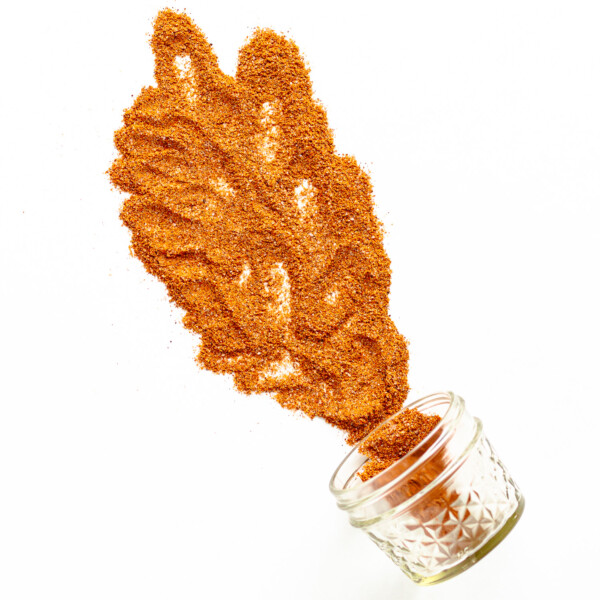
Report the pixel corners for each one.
[110,9,438,477]
[357,409,441,481]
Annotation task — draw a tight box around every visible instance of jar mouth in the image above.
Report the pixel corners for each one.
[329,391,464,506]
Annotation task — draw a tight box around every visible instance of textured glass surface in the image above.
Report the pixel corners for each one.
[330,392,524,586]
[363,434,522,583]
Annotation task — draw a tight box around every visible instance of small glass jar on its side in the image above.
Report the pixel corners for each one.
[329,392,524,585]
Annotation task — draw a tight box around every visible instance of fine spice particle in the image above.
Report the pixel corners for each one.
[110,9,438,477]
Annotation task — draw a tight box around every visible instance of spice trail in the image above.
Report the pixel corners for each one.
[110,9,438,475]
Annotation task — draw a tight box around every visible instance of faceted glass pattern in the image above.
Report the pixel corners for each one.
[364,434,523,584]
[330,392,524,586]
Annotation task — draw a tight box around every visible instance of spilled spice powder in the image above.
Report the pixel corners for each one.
[110,9,438,473]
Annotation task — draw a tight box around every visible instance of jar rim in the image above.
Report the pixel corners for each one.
[329,391,464,504]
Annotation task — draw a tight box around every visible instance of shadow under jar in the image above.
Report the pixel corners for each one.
[329,392,524,585]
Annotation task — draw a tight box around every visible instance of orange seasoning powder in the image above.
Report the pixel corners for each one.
[358,409,442,481]
[110,10,437,473]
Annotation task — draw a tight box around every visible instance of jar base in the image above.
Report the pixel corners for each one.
[411,494,525,586]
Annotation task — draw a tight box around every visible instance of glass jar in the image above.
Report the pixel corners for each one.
[329,391,524,585]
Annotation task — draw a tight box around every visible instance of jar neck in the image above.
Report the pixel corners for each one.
[330,392,480,525]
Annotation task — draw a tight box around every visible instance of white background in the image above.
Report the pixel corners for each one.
[1,1,599,598]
